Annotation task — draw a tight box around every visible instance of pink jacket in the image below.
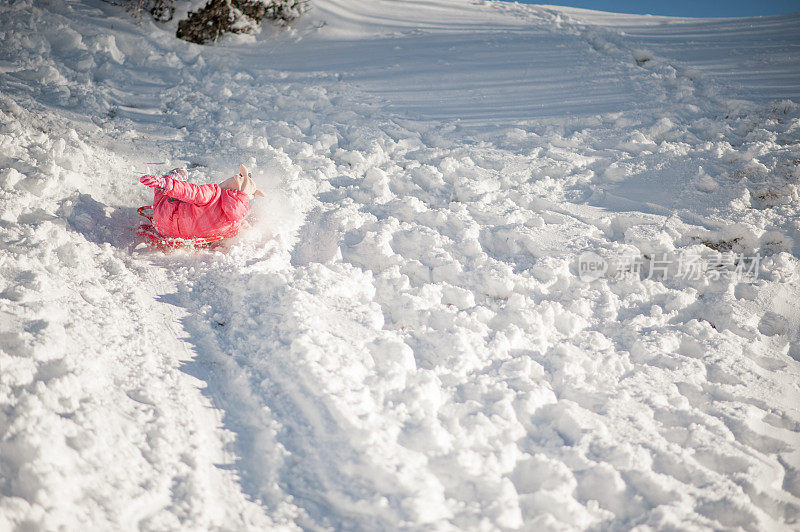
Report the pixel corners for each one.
[152,179,250,239]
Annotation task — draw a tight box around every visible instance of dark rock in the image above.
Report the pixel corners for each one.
[176,0,309,45]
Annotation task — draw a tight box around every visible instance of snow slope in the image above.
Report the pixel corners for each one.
[1,0,799,529]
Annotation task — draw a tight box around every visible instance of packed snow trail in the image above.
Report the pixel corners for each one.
[1,0,800,530]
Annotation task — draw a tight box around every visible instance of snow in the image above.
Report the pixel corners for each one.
[1,0,799,529]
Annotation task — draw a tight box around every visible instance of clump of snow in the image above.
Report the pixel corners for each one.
[695,165,718,192]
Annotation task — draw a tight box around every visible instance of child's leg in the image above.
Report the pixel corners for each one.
[152,169,185,204]
[165,168,188,181]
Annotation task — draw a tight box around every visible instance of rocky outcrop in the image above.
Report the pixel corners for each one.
[176,0,308,44]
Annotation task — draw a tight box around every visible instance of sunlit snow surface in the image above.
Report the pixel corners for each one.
[1,0,799,529]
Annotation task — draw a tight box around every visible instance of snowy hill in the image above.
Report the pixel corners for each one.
[1,0,799,529]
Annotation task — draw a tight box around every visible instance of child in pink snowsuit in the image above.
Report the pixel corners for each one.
[140,164,264,240]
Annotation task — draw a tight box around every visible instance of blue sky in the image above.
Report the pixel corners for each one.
[501,0,800,18]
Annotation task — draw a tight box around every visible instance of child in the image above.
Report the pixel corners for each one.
[140,164,264,240]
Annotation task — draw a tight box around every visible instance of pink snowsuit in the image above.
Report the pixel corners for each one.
[152,179,250,240]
